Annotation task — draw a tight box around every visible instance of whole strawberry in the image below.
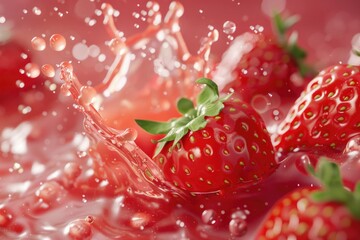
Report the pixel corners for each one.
[136,78,277,194]
[274,64,360,154]
[256,159,360,239]
[213,14,315,104]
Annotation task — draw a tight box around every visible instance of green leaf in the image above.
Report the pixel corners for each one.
[172,127,188,147]
[177,98,195,115]
[273,13,299,40]
[154,141,166,157]
[135,119,172,134]
[272,13,317,78]
[310,157,360,220]
[353,49,360,57]
[187,116,207,132]
[202,101,224,117]
[196,78,219,106]
[273,13,286,37]
[135,78,233,158]
[316,159,343,189]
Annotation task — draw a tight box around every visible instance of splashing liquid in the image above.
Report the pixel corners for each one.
[0,1,324,240]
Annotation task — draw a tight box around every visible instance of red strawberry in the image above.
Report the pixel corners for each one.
[136,78,278,194]
[0,39,38,99]
[273,64,360,155]
[256,159,360,239]
[213,14,315,105]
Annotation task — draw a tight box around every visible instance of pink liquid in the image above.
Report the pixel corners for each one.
[1,1,360,239]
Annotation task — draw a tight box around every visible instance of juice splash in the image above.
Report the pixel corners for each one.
[1,0,360,239]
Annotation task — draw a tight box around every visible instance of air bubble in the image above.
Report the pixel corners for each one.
[25,63,40,78]
[223,21,236,35]
[31,36,46,51]
[201,209,216,225]
[49,34,66,51]
[66,219,92,240]
[41,64,55,78]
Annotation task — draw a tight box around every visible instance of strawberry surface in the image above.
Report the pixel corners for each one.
[155,97,277,193]
[274,64,360,154]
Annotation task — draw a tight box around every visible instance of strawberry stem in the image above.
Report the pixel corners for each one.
[272,13,316,77]
[135,78,232,157]
[311,158,360,219]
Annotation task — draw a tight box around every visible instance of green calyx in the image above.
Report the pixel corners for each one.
[135,78,232,157]
[354,49,360,57]
[273,13,316,77]
[309,158,360,220]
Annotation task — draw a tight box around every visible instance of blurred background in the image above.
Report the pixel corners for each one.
[1,0,359,89]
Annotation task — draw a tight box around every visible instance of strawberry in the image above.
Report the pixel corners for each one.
[273,64,360,155]
[213,14,315,105]
[0,39,38,99]
[136,78,277,194]
[256,158,360,239]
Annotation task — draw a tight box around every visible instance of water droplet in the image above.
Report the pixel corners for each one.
[49,34,66,51]
[60,83,72,96]
[229,210,248,237]
[121,128,138,142]
[272,108,284,121]
[109,38,126,54]
[18,105,32,114]
[101,3,114,16]
[63,162,82,180]
[344,136,360,153]
[250,94,270,114]
[31,36,46,51]
[41,64,55,78]
[0,207,13,227]
[35,181,62,203]
[32,6,42,16]
[72,42,89,61]
[16,80,25,88]
[223,21,236,35]
[66,219,92,239]
[85,215,94,224]
[130,212,150,229]
[24,63,40,78]
[201,209,216,225]
[78,86,97,106]
[229,218,247,237]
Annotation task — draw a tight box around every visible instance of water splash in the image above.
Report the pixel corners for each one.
[58,1,219,197]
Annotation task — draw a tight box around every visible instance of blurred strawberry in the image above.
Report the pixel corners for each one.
[212,14,316,105]
[256,158,360,239]
[0,39,39,100]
